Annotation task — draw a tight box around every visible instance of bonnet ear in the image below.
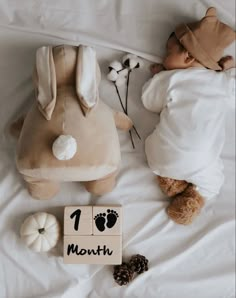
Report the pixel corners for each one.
[205,7,217,17]
[35,46,57,120]
[76,45,100,116]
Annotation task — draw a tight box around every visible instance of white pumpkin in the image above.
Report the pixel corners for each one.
[20,212,60,252]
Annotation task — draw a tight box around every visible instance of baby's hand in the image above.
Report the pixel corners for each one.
[218,56,235,70]
[150,63,165,75]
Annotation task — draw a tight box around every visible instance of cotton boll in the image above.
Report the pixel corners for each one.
[122,54,143,69]
[115,68,128,86]
[116,75,127,86]
[122,54,133,64]
[118,68,128,77]
[130,58,144,69]
[107,69,118,81]
[122,54,136,67]
[129,58,139,69]
[109,61,123,72]
[52,135,77,160]
[135,57,144,69]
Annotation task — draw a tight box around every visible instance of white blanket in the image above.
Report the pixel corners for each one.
[0,1,235,297]
[142,68,235,199]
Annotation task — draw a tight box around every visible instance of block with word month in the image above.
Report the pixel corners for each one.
[93,206,122,236]
[64,235,122,264]
[64,206,93,235]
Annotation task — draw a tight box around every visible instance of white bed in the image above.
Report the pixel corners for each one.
[0,1,235,297]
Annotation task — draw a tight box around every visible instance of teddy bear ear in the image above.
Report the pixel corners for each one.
[76,45,100,116]
[35,46,57,120]
[205,7,217,17]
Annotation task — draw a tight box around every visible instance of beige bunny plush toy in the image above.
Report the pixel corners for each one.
[12,45,133,199]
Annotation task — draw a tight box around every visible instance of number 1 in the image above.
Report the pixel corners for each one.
[70,209,81,231]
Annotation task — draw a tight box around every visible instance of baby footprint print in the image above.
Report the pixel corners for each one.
[106,209,119,229]
[94,213,106,232]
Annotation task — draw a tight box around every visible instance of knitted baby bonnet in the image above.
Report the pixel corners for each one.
[175,7,236,70]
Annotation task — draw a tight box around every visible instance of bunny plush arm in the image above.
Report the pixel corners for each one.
[113,111,133,131]
[10,115,25,138]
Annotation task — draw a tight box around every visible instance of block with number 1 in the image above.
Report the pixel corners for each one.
[64,206,93,235]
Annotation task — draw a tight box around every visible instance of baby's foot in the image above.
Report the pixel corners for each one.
[150,63,165,75]
[106,209,119,229]
[94,213,106,232]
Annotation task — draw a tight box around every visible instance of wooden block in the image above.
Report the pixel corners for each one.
[64,206,92,235]
[64,235,122,264]
[92,206,122,236]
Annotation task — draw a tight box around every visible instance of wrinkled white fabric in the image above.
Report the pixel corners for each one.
[0,0,235,62]
[142,68,235,199]
[0,28,235,298]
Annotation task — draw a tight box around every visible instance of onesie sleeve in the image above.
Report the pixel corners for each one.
[141,72,167,113]
[225,68,236,109]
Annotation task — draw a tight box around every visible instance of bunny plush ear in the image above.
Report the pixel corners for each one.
[76,46,100,116]
[35,46,57,120]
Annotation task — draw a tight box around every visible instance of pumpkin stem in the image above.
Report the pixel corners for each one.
[38,228,45,234]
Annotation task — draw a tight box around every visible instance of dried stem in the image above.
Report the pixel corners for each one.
[124,70,141,140]
[129,130,135,149]
[115,84,126,114]
[125,70,131,114]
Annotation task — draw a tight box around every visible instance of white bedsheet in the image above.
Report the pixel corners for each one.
[0,1,235,297]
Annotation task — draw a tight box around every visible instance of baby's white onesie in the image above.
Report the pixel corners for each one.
[142,67,235,199]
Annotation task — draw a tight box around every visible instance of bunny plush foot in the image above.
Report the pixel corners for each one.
[83,172,117,196]
[23,175,60,199]
[167,185,204,225]
[157,176,189,197]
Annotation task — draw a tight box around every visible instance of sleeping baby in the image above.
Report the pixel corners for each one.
[142,7,236,225]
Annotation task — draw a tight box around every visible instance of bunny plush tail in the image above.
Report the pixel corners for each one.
[52,135,77,160]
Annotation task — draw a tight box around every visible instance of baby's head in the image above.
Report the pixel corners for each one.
[163,32,201,70]
[163,7,235,71]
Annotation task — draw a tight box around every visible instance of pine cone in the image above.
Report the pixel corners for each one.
[113,263,134,286]
[129,254,149,274]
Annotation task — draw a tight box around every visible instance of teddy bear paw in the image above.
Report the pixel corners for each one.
[167,187,204,225]
[157,176,189,197]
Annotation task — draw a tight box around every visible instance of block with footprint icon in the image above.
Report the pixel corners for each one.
[93,206,122,235]
[63,205,122,264]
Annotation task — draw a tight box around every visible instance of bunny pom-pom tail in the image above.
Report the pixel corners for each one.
[52,135,77,160]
